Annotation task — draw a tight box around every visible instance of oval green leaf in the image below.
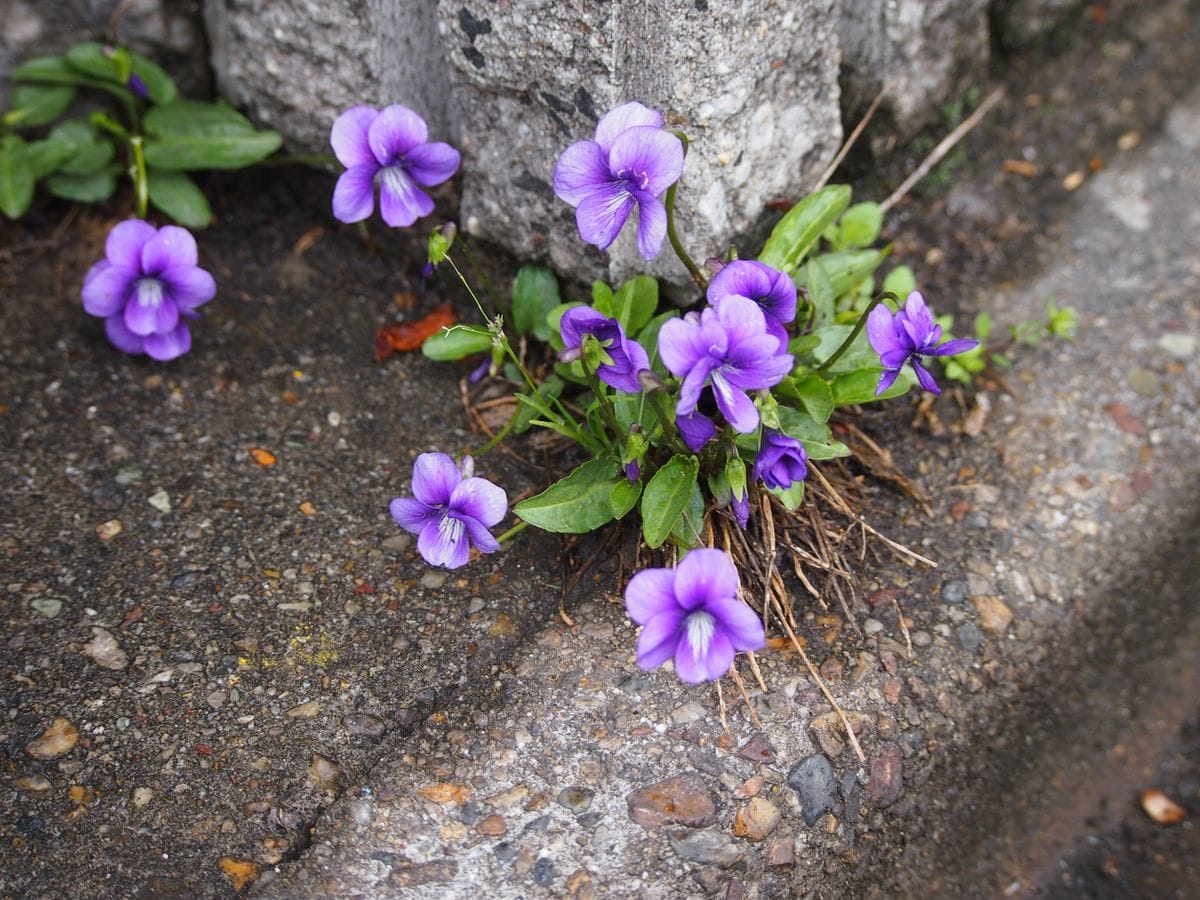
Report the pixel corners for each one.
[45,167,118,203]
[421,325,492,361]
[515,458,622,533]
[0,135,35,219]
[6,84,76,128]
[147,168,212,228]
[641,453,699,549]
[759,184,851,273]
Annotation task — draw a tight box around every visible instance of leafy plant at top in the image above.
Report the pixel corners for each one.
[1,41,282,224]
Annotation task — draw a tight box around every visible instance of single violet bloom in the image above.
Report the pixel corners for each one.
[707,259,797,344]
[866,291,979,396]
[658,295,793,434]
[553,101,684,260]
[624,548,766,683]
[81,219,216,361]
[559,306,651,393]
[676,409,717,453]
[331,104,461,228]
[624,460,640,483]
[389,453,507,569]
[753,429,808,491]
[127,73,149,99]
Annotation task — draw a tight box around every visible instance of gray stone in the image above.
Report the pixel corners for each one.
[940,580,968,604]
[204,0,453,151]
[439,0,842,286]
[668,828,745,867]
[786,753,838,826]
[837,0,990,139]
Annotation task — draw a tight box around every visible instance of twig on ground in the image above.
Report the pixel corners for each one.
[816,82,892,190]
[880,86,1006,214]
[728,664,763,730]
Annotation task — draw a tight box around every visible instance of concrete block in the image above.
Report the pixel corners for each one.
[838,0,991,139]
[203,0,453,152]
[438,0,843,286]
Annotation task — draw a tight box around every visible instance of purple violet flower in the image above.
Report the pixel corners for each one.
[676,410,717,452]
[624,548,766,683]
[559,307,651,393]
[553,102,684,259]
[127,73,149,99]
[81,219,216,361]
[707,260,797,344]
[658,295,793,434]
[331,105,461,228]
[867,291,979,396]
[389,453,507,569]
[753,429,808,491]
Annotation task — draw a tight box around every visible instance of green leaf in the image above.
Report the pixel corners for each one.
[776,406,833,444]
[0,135,35,219]
[511,264,560,340]
[65,42,125,82]
[147,168,212,228]
[806,258,835,326]
[12,54,96,88]
[58,133,115,176]
[759,184,851,272]
[640,453,699,549]
[770,480,806,511]
[796,248,889,299]
[4,84,76,128]
[144,101,282,170]
[129,53,177,105]
[777,374,834,423]
[611,275,658,336]
[421,324,493,360]
[145,130,282,171]
[669,482,705,549]
[26,137,75,180]
[829,365,914,406]
[882,264,916,299]
[609,479,642,520]
[591,281,615,314]
[514,458,622,533]
[45,166,118,202]
[837,202,883,249]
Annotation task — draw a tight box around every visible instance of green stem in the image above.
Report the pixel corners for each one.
[580,358,623,442]
[130,135,148,219]
[664,181,706,291]
[496,520,529,544]
[813,291,896,375]
[664,130,707,291]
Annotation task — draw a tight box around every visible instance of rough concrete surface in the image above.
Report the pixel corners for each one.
[204,0,454,148]
[439,0,843,287]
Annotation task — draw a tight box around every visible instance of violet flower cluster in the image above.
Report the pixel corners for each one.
[659,293,793,443]
[331,105,460,228]
[867,291,978,396]
[552,102,684,260]
[624,549,765,683]
[82,219,216,361]
[389,453,507,569]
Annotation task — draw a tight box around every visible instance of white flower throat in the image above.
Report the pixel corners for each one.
[686,610,715,659]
